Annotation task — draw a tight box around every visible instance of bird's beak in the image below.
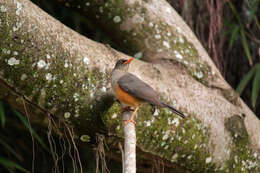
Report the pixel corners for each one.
[124,57,134,64]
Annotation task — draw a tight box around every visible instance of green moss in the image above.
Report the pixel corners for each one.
[102,101,219,171]
[223,115,260,172]
[0,5,112,134]
[221,89,241,106]
[225,115,249,145]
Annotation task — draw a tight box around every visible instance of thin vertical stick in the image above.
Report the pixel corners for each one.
[122,111,136,173]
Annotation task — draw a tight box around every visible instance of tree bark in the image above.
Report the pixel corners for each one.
[1,0,260,172]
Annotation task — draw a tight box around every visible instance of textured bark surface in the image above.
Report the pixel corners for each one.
[123,112,136,173]
[1,0,260,172]
[46,0,260,162]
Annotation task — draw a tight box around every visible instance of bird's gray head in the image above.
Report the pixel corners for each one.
[114,58,134,71]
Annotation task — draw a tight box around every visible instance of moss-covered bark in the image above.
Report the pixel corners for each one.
[1,0,260,172]
[43,0,219,85]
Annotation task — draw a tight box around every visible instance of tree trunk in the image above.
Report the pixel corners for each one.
[1,0,260,172]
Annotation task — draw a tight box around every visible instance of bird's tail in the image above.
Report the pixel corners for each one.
[160,102,185,118]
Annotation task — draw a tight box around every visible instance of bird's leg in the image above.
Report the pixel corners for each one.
[120,106,134,117]
[123,106,139,126]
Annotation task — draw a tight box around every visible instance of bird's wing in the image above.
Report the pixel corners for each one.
[117,73,160,105]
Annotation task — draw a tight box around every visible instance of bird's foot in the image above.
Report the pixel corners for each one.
[123,119,136,126]
[122,106,134,112]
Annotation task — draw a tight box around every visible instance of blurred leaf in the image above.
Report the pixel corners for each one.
[229,25,239,48]
[252,66,260,107]
[227,1,242,25]
[0,139,22,161]
[236,66,256,94]
[247,0,260,24]
[12,110,49,152]
[240,29,253,66]
[0,100,5,128]
[0,157,28,173]
[228,1,254,65]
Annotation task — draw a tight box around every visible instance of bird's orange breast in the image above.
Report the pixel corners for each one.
[115,85,140,107]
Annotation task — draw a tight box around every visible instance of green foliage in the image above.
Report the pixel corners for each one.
[0,102,48,173]
[252,69,260,108]
[0,100,5,128]
[226,1,255,66]
[226,0,260,108]
[12,110,49,151]
[0,157,28,173]
[236,63,260,108]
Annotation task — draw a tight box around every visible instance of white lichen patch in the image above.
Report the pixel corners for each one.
[177,27,182,34]
[64,112,71,119]
[172,153,178,161]
[45,63,51,70]
[195,71,203,79]
[161,141,166,147]
[82,83,88,90]
[174,51,183,60]
[90,92,94,98]
[185,49,190,54]
[80,135,90,142]
[13,21,24,32]
[101,86,106,92]
[113,16,121,23]
[163,41,170,48]
[14,0,22,15]
[179,37,184,43]
[64,62,69,68]
[13,51,18,55]
[162,130,171,140]
[111,113,117,119]
[45,73,52,81]
[8,57,20,66]
[0,5,7,13]
[155,34,161,39]
[168,117,180,126]
[20,74,27,81]
[205,157,212,164]
[37,60,46,69]
[166,7,171,14]
[134,52,142,59]
[153,109,159,116]
[73,93,80,102]
[83,56,89,64]
[145,121,151,127]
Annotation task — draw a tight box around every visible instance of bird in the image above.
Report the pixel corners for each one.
[111,57,185,125]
